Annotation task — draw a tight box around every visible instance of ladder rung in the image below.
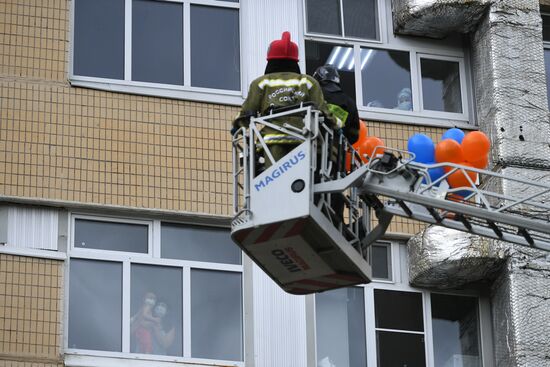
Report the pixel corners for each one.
[487,220,504,239]
[427,207,442,223]
[397,200,413,217]
[455,214,473,231]
[518,228,535,247]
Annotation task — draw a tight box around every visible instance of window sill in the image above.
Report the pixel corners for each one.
[359,109,475,130]
[70,76,244,106]
[64,351,244,367]
[0,245,66,260]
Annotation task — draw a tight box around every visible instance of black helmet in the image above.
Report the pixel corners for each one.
[313,65,341,85]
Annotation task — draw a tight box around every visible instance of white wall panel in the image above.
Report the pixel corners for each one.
[253,264,308,367]
[241,0,305,94]
[7,206,58,250]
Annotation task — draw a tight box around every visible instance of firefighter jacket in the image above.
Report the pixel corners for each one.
[320,83,360,145]
[234,72,343,145]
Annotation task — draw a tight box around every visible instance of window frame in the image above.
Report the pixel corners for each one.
[308,241,495,367]
[541,12,550,109]
[302,0,474,128]
[69,0,243,106]
[64,213,245,367]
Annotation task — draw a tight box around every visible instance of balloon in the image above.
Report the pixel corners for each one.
[442,128,465,144]
[462,131,490,163]
[447,162,477,188]
[358,121,368,141]
[469,155,489,169]
[427,165,445,185]
[407,134,435,163]
[357,136,385,161]
[435,139,464,164]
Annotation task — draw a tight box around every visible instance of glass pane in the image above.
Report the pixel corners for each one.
[74,219,148,253]
[161,223,241,264]
[130,264,183,356]
[190,6,240,90]
[544,49,550,108]
[132,0,183,85]
[374,290,424,331]
[343,0,378,39]
[316,287,367,367]
[305,41,356,101]
[421,58,462,113]
[191,270,243,361]
[361,49,412,110]
[377,331,426,367]
[73,0,124,79]
[69,259,122,351]
[431,294,481,367]
[372,244,390,279]
[306,0,342,36]
[543,15,550,41]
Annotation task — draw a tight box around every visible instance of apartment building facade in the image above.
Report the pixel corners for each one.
[1,0,549,366]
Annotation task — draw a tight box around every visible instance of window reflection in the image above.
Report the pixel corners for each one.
[191,269,243,361]
[305,41,356,101]
[69,259,122,351]
[316,287,367,367]
[421,58,462,113]
[431,294,481,367]
[132,0,184,85]
[130,264,183,356]
[544,49,550,109]
[361,49,412,110]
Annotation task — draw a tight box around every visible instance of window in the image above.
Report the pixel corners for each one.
[67,215,243,364]
[315,287,367,366]
[542,13,550,108]
[71,0,241,103]
[431,294,481,367]
[313,242,487,367]
[304,0,470,125]
[305,0,378,40]
[371,242,392,280]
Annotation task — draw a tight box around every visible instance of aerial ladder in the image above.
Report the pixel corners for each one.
[231,105,550,294]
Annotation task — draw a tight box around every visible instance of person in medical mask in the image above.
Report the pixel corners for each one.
[151,301,176,355]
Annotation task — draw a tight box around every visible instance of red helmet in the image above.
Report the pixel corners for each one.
[267,31,299,61]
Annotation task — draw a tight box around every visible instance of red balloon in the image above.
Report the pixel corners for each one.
[447,162,478,188]
[435,139,464,164]
[462,131,490,163]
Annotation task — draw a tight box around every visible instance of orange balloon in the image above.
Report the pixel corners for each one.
[435,139,464,164]
[462,131,490,163]
[447,162,478,188]
[468,155,488,169]
[357,136,385,161]
[353,121,369,149]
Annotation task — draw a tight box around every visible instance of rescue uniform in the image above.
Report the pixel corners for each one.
[235,72,342,166]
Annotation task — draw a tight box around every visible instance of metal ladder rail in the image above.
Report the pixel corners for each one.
[358,157,550,251]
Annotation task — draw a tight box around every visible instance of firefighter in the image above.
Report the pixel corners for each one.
[232,32,342,167]
[313,65,360,227]
[313,65,360,145]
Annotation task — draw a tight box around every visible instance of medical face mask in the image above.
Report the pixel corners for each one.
[154,305,167,318]
[145,297,156,307]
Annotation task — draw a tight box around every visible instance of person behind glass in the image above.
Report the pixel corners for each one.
[232,31,342,168]
[131,292,160,354]
[313,65,360,225]
[151,301,176,355]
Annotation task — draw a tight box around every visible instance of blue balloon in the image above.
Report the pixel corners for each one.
[422,162,445,186]
[428,165,446,184]
[408,134,435,163]
[442,128,465,144]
